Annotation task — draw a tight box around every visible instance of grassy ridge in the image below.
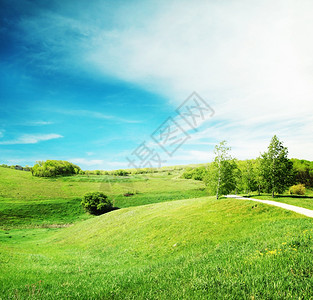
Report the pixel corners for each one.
[0,167,205,229]
[0,198,91,229]
[0,167,203,201]
[1,197,313,298]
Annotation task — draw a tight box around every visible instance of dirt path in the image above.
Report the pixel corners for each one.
[225,195,313,218]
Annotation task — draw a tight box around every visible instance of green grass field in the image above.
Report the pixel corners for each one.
[1,167,313,299]
[0,167,205,229]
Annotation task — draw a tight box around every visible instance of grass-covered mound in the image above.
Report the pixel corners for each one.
[1,197,312,299]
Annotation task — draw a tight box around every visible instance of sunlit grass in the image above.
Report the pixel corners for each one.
[1,198,313,299]
[253,194,313,210]
[1,167,313,298]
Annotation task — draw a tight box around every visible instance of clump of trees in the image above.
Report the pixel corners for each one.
[83,169,130,176]
[181,135,308,198]
[112,169,129,176]
[291,159,313,188]
[81,192,113,215]
[0,164,31,171]
[31,160,81,177]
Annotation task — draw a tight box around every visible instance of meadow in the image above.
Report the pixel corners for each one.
[1,167,313,299]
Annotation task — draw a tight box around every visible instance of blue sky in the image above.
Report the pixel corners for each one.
[1,0,312,170]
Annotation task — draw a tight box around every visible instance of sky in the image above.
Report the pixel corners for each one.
[0,0,312,170]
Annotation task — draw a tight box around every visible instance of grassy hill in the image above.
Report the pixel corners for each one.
[0,167,205,229]
[1,197,313,298]
[1,167,313,298]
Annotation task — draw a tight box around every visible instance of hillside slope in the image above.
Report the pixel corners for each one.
[1,197,313,299]
[0,167,206,228]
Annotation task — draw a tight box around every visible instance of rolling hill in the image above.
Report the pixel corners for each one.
[1,167,313,298]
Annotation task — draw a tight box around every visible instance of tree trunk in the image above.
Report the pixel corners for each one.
[272,190,274,198]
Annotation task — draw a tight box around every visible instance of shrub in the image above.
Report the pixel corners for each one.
[81,192,113,215]
[111,169,129,176]
[289,184,306,195]
[181,166,208,181]
[124,192,134,197]
[181,167,194,179]
[31,160,81,177]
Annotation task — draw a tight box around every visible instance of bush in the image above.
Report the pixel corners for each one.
[111,169,129,176]
[81,192,113,215]
[31,160,81,177]
[181,166,208,181]
[289,184,306,195]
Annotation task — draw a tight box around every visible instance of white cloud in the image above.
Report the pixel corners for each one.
[16,0,313,161]
[0,133,63,145]
[86,0,313,159]
[56,109,141,124]
[26,121,53,126]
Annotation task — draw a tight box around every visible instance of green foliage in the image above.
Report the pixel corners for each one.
[291,159,313,187]
[0,164,31,171]
[81,192,113,215]
[289,184,306,195]
[0,164,10,168]
[237,160,257,195]
[259,136,294,197]
[31,160,81,177]
[205,141,237,198]
[112,169,129,176]
[181,167,194,179]
[181,166,208,181]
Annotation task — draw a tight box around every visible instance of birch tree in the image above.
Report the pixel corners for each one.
[206,141,237,199]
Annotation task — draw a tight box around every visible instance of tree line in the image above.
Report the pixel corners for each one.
[182,135,311,198]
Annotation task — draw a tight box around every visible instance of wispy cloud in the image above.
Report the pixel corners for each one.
[0,133,63,145]
[7,0,313,162]
[25,121,53,126]
[86,0,313,160]
[56,109,141,124]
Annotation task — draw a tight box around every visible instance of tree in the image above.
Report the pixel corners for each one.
[31,160,81,177]
[254,157,265,195]
[81,192,113,215]
[259,135,293,197]
[205,141,237,199]
[241,160,257,195]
